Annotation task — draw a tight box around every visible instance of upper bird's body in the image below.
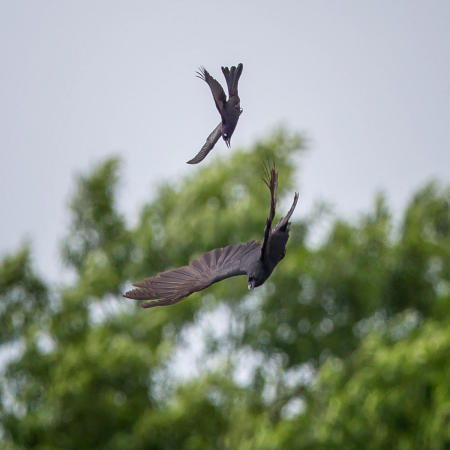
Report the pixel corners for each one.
[124,167,299,308]
[187,63,243,164]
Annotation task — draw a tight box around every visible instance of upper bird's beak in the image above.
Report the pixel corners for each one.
[225,139,231,148]
[248,280,255,290]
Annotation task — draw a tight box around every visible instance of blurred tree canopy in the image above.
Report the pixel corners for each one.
[0,128,449,449]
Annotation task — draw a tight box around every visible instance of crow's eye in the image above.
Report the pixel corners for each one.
[224,133,228,138]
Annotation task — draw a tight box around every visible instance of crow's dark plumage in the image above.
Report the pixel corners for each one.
[187,63,243,164]
[124,167,299,308]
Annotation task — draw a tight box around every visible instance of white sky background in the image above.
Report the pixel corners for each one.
[0,0,449,281]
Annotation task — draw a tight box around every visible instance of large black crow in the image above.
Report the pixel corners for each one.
[187,63,243,164]
[124,167,299,308]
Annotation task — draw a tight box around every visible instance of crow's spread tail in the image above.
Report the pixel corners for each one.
[221,63,243,97]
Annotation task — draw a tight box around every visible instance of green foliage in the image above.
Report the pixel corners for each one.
[0,245,48,344]
[62,157,133,296]
[280,319,450,450]
[0,128,448,448]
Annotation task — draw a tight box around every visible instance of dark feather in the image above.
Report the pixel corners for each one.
[187,122,222,164]
[261,165,278,260]
[264,193,299,265]
[274,192,299,232]
[197,66,227,114]
[124,241,261,308]
[221,63,243,98]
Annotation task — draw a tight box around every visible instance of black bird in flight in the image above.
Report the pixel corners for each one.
[187,63,244,164]
[124,167,299,308]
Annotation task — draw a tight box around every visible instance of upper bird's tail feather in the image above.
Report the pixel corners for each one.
[221,63,243,97]
[196,66,208,82]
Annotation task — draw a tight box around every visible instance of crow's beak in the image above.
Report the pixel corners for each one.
[248,281,255,290]
[225,139,231,148]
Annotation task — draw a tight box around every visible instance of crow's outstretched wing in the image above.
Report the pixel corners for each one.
[187,122,222,164]
[197,67,227,114]
[124,241,261,308]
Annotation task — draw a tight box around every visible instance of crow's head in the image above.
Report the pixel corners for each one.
[221,130,231,148]
[222,124,236,148]
[247,263,268,290]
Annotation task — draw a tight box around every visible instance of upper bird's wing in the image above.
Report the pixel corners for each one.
[260,165,278,260]
[221,63,243,98]
[186,122,222,164]
[124,240,261,308]
[197,67,227,114]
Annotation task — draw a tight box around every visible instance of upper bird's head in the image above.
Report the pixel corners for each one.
[221,125,234,148]
[221,105,243,147]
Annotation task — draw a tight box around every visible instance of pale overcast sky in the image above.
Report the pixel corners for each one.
[1,0,449,281]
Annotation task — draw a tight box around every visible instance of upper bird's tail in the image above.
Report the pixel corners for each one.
[221,63,243,97]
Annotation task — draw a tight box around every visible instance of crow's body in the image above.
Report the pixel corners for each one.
[124,168,299,308]
[187,63,243,164]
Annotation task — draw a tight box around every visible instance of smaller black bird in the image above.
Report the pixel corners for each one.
[187,63,243,164]
[124,166,299,308]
